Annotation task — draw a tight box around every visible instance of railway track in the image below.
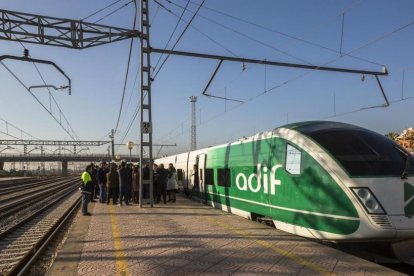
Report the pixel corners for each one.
[0,177,66,197]
[0,177,81,275]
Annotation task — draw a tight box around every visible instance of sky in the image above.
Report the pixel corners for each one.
[0,0,413,157]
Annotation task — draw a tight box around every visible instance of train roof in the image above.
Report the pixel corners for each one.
[280,121,368,135]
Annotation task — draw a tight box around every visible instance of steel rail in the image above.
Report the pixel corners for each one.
[0,183,79,239]
[0,178,77,219]
[3,189,81,275]
[15,196,81,276]
[0,177,66,196]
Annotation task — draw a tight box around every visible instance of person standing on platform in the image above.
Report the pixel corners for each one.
[97,161,108,203]
[106,163,119,205]
[80,165,93,216]
[118,161,131,205]
[153,164,159,203]
[132,165,140,204]
[156,163,168,204]
[90,163,98,202]
[167,163,178,203]
[189,164,200,199]
[143,164,150,200]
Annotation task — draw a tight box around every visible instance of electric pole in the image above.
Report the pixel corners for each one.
[190,96,197,151]
[139,0,154,208]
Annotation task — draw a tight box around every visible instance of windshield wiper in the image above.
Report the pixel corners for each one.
[394,145,411,179]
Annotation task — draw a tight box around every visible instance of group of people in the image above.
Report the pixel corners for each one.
[80,161,179,216]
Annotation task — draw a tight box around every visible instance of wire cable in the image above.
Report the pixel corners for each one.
[152,0,207,79]
[32,63,81,141]
[10,33,82,141]
[118,65,140,134]
[114,2,138,133]
[0,117,40,140]
[0,61,78,140]
[94,0,134,24]
[153,0,235,59]
[82,0,126,21]
[164,0,314,65]
[157,16,414,149]
[174,0,380,66]
[152,0,191,73]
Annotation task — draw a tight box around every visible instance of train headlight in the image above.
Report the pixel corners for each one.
[351,187,386,215]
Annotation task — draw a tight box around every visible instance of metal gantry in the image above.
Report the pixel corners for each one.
[0,9,139,49]
[0,140,111,146]
[139,0,154,208]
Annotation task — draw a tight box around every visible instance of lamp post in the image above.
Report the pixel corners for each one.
[126,141,134,163]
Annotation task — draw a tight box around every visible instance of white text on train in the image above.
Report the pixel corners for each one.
[236,164,282,195]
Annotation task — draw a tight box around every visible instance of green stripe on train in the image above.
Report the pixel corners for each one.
[404,182,414,217]
[204,136,359,235]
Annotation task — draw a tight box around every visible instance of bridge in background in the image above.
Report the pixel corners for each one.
[0,154,140,176]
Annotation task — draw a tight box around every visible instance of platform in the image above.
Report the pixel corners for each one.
[49,196,403,276]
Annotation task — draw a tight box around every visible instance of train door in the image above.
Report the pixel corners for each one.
[196,154,208,203]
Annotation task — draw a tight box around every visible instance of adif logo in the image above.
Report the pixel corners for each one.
[236,164,283,195]
[404,182,414,217]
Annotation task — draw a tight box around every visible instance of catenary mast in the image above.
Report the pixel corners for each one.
[190,96,197,151]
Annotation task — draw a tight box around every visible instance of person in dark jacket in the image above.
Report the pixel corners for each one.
[189,164,200,199]
[118,161,132,205]
[167,163,177,202]
[132,165,140,204]
[153,164,159,203]
[81,165,93,216]
[106,163,119,205]
[142,164,150,199]
[90,163,98,202]
[97,162,108,203]
[156,164,168,204]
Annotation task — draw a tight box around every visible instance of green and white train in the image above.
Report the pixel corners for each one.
[155,121,414,241]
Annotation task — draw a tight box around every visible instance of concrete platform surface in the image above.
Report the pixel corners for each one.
[49,196,403,276]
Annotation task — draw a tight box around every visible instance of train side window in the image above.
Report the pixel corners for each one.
[286,144,301,175]
[177,169,183,181]
[217,168,231,187]
[205,168,214,185]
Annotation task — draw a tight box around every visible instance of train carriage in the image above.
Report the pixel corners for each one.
[155,121,414,241]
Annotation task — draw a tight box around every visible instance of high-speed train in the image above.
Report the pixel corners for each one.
[155,121,414,241]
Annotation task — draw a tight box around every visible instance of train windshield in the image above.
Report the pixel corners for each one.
[297,124,414,177]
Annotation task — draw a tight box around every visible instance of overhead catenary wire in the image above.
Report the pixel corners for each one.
[113,1,138,134]
[118,65,140,134]
[82,0,126,21]
[163,0,314,66]
[10,33,82,142]
[156,0,375,145]
[32,63,81,141]
[152,0,207,80]
[158,16,414,152]
[0,61,78,141]
[94,1,134,24]
[152,0,192,74]
[152,0,237,80]
[0,117,39,140]
[173,0,381,67]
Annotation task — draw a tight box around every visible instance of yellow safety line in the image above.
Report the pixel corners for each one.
[109,205,129,276]
[207,217,335,276]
